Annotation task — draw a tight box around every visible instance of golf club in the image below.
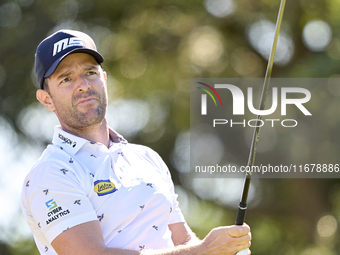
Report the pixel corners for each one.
[235,0,287,254]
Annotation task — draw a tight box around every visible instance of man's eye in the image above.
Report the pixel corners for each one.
[87,71,97,76]
[61,77,70,83]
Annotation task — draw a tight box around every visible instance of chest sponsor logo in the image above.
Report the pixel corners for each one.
[94,180,117,196]
[45,199,70,225]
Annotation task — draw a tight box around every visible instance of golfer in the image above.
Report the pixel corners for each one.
[21,30,251,255]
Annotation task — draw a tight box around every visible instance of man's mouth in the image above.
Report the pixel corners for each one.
[77,97,97,105]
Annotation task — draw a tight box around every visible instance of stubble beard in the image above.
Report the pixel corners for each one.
[55,90,108,130]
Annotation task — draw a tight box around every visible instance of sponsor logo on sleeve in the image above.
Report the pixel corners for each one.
[45,199,70,225]
[94,180,117,196]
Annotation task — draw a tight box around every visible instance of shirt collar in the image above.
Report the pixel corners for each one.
[52,126,127,155]
[109,128,127,145]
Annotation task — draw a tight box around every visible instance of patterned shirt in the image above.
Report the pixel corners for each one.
[21,126,185,254]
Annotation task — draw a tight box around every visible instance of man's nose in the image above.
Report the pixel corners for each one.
[77,75,91,92]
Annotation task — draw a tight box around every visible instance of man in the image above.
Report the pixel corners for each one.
[21,30,251,255]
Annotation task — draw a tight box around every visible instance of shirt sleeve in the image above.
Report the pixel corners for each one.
[160,160,186,224]
[22,160,98,244]
[143,146,186,225]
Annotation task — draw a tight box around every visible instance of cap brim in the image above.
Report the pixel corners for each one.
[44,48,104,80]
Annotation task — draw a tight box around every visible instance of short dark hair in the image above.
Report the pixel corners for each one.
[42,79,50,93]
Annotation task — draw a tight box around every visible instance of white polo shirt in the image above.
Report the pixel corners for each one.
[21,126,185,254]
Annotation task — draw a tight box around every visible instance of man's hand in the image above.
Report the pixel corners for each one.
[198,224,251,255]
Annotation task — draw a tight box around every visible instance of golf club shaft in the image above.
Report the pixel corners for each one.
[235,0,287,226]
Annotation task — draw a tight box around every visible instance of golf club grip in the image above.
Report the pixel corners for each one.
[235,202,247,225]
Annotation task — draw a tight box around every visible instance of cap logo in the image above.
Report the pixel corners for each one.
[53,37,83,56]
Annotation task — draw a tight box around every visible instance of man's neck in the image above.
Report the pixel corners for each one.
[61,119,110,148]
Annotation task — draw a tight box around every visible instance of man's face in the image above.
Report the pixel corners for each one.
[43,53,108,130]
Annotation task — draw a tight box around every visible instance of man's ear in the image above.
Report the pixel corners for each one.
[103,71,107,87]
[36,89,55,111]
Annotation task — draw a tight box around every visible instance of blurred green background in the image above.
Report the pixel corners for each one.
[0,0,340,254]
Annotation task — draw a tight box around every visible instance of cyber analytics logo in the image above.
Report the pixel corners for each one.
[194,80,312,128]
[45,199,58,210]
[44,199,71,225]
